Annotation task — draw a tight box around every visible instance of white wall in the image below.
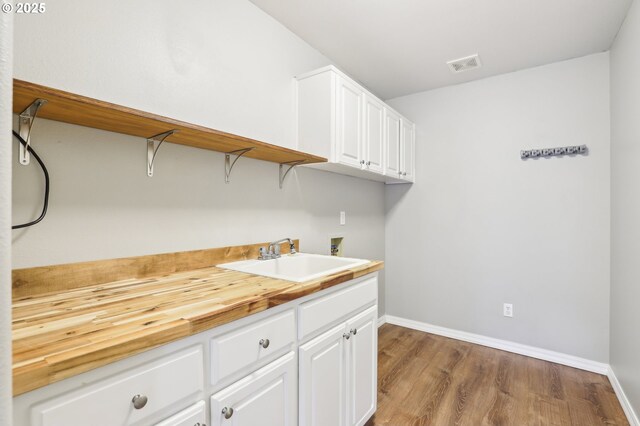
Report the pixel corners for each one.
[386,53,611,362]
[611,0,640,417]
[1,4,13,426]
[11,0,386,311]
[14,0,321,151]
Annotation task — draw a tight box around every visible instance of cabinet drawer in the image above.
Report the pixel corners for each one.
[298,276,377,340]
[155,401,206,426]
[210,309,295,385]
[32,346,204,426]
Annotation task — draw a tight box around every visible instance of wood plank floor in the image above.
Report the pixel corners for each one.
[367,324,628,426]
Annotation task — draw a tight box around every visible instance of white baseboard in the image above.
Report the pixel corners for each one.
[384,315,609,375]
[608,366,640,426]
[377,315,387,328]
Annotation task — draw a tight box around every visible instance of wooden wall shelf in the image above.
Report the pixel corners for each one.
[12,79,327,167]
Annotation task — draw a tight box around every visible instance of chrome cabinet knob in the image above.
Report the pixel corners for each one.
[402,172,407,176]
[259,338,270,349]
[366,161,371,166]
[350,328,357,335]
[131,394,148,409]
[343,332,351,340]
[222,407,234,419]
[360,160,365,164]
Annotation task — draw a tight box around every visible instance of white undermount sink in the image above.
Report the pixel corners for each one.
[217,253,369,283]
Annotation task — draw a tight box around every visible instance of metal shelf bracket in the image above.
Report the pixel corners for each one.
[18,98,48,165]
[225,148,254,183]
[147,130,178,177]
[279,160,305,189]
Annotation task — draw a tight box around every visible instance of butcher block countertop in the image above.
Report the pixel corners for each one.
[12,254,383,396]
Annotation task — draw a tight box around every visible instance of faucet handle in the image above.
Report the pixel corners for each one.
[274,244,281,256]
[289,242,296,254]
[259,247,267,259]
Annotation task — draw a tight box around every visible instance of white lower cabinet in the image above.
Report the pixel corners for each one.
[299,324,347,426]
[210,352,297,426]
[298,277,377,340]
[299,305,378,426]
[155,401,206,426]
[346,306,378,426]
[210,309,296,386]
[17,275,379,426]
[30,347,204,426]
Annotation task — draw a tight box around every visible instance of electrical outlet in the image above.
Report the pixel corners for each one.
[340,211,346,226]
[503,303,513,318]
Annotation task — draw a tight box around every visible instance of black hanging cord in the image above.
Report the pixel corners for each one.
[11,130,50,229]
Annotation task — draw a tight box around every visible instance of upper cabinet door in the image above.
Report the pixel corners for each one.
[384,109,401,177]
[336,77,363,168]
[400,119,415,182]
[363,94,385,174]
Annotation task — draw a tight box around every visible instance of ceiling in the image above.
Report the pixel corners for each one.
[249,0,633,99]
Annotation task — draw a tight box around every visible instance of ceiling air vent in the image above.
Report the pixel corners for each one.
[447,54,482,73]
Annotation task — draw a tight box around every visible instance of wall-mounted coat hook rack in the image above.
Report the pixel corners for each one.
[147,130,178,177]
[18,98,48,165]
[521,144,588,159]
[225,148,254,183]
[279,160,305,189]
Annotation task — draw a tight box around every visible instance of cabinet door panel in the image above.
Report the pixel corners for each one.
[155,401,206,426]
[210,352,296,426]
[385,109,401,176]
[363,94,385,174]
[336,77,363,167]
[346,306,378,426]
[299,324,347,426]
[400,119,415,182]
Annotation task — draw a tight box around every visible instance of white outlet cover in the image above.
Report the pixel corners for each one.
[503,303,513,317]
[340,211,346,225]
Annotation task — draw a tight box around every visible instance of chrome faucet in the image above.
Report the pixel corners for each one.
[258,238,297,260]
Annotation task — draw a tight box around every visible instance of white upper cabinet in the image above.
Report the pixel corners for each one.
[336,76,364,168]
[296,65,414,184]
[400,118,415,182]
[384,108,401,177]
[363,94,385,174]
